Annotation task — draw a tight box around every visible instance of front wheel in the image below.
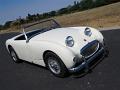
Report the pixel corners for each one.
[9,47,21,63]
[44,52,69,77]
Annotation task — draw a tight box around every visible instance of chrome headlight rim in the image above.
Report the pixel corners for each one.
[65,36,74,47]
[84,28,92,37]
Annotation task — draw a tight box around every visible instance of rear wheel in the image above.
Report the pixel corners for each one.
[44,52,69,77]
[9,47,21,63]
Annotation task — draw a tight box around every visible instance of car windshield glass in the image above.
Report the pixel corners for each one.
[23,19,61,38]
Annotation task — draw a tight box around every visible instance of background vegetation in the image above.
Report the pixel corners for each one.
[0,0,119,30]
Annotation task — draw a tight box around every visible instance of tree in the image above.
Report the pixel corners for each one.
[42,12,50,18]
[0,25,3,30]
[105,0,120,4]
[80,0,95,10]
[26,13,33,22]
[36,13,40,20]
[71,1,80,11]
[10,20,21,29]
[94,0,107,7]
[49,11,56,17]
[57,8,68,15]
[19,18,26,24]
[17,16,26,24]
[3,21,13,29]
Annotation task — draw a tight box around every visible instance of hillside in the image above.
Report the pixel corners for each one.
[0,2,120,34]
[54,2,120,28]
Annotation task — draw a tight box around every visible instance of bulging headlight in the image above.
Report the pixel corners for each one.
[65,36,74,47]
[84,28,92,36]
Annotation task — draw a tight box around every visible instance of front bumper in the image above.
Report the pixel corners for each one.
[69,46,108,73]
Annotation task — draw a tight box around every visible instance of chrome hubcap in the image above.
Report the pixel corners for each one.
[11,51,17,61]
[48,59,61,74]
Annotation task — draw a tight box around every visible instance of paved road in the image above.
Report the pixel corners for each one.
[0,29,120,90]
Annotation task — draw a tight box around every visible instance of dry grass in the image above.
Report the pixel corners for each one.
[0,28,22,34]
[1,2,120,34]
[54,2,120,28]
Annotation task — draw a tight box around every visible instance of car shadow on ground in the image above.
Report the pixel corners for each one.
[72,53,109,78]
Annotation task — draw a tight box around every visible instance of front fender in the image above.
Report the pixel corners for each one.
[42,42,76,69]
[30,41,76,69]
[90,27,104,43]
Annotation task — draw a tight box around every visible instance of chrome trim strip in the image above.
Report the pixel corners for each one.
[69,47,105,73]
[85,42,100,58]
[80,40,100,58]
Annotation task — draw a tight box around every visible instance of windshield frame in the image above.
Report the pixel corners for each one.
[23,19,61,29]
[22,19,61,42]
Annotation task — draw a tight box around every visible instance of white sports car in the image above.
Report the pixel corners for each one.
[6,19,108,77]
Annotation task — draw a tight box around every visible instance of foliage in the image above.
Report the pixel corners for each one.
[0,0,120,30]
[3,21,13,29]
[80,0,95,10]
[0,25,3,30]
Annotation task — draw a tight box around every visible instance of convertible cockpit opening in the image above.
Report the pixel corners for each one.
[15,35,26,40]
[22,19,61,39]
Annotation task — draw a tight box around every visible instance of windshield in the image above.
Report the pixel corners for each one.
[23,19,61,39]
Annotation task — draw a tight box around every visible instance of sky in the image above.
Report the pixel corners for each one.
[0,0,79,25]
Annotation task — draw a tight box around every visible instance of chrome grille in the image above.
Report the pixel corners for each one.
[81,40,99,58]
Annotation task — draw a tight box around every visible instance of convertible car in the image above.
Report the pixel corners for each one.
[6,19,108,77]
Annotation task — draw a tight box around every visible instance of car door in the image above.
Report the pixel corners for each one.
[13,40,31,62]
[25,40,46,66]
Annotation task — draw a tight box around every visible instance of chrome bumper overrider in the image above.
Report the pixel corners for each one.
[69,47,108,73]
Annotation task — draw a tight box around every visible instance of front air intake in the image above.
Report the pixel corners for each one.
[81,40,99,58]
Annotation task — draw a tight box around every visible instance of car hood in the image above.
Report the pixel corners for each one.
[30,27,87,44]
[30,27,101,49]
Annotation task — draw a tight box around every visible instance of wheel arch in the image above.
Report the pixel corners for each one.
[7,45,13,52]
[42,47,75,69]
[43,50,54,61]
